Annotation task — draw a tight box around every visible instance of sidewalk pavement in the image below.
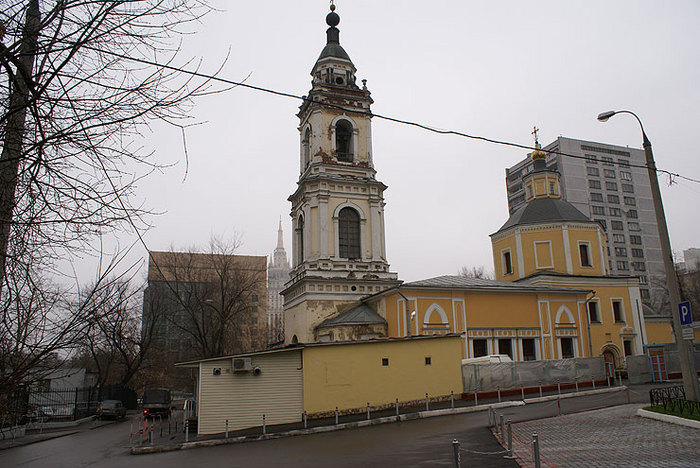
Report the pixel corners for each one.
[0,417,119,451]
[508,404,700,467]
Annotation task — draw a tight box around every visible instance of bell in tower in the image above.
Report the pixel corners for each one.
[282,4,399,345]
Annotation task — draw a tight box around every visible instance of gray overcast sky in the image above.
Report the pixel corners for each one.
[79,0,700,284]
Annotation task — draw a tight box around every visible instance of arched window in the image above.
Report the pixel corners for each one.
[335,119,353,162]
[338,207,360,259]
[296,215,304,265]
[302,127,311,168]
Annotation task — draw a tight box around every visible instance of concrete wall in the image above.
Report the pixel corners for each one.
[462,357,606,392]
[302,336,463,414]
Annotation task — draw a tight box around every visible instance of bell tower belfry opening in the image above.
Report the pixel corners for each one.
[282,5,399,344]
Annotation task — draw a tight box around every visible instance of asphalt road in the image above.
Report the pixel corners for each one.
[0,388,646,467]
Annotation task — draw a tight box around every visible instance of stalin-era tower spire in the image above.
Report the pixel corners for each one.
[282,5,399,344]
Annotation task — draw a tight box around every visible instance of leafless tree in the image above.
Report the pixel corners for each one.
[0,0,223,297]
[0,0,226,420]
[458,265,494,280]
[77,274,158,389]
[0,251,135,424]
[145,237,267,363]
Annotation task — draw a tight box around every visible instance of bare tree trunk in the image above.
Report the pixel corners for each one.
[0,0,40,298]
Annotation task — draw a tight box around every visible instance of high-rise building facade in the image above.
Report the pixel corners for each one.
[505,137,665,316]
[267,220,290,344]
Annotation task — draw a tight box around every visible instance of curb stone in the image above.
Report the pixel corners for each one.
[636,408,700,429]
[131,386,625,455]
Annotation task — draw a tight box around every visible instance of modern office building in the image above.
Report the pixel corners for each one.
[505,137,665,317]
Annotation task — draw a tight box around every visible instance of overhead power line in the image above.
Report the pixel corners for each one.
[86,45,700,187]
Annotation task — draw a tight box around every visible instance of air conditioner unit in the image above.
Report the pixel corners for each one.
[232,357,253,373]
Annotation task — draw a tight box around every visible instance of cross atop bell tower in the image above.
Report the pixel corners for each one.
[283,5,399,344]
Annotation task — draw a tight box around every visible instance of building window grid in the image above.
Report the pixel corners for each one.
[605,181,618,191]
[587,167,600,176]
[614,247,627,257]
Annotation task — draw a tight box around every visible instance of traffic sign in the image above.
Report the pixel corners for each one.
[679,301,692,326]
[682,327,694,341]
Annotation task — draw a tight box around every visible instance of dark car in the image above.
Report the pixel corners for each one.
[96,400,126,420]
[141,388,172,418]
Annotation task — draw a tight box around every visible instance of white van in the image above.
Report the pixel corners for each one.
[461,354,513,365]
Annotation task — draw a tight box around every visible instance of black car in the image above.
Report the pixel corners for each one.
[96,400,126,420]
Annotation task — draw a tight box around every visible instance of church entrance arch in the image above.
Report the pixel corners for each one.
[600,344,621,380]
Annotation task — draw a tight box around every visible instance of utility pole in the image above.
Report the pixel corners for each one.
[598,110,699,401]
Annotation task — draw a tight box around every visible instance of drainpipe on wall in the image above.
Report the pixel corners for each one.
[584,291,596,358]
[396,285,415,336]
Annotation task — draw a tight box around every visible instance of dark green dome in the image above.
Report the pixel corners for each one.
[496,198,594,234]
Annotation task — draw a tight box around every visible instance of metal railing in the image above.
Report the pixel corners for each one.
[649,384,700,417]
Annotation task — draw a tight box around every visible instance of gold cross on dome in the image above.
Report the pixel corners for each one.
[531,126,540,145]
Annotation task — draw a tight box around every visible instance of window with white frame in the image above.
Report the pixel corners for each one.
[588,301,600,323]
[579,242,592,267]
[612,300,625,323]
[502,250,513,275]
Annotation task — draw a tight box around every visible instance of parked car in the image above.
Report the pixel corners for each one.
[96,400,126,420]
[461,354,513,365]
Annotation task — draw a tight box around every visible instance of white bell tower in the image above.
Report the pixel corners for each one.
[282,5,399,344]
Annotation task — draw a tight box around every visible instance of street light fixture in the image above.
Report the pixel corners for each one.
[598,109,699,401]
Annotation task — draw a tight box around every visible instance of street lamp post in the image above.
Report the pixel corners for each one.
[598,110,699,401]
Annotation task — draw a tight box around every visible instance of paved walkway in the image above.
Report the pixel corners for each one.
[509,404,700,467]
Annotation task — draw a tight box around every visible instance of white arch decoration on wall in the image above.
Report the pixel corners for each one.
[423,303,448,326]
[555,305,575,325]
[332,201,366,220]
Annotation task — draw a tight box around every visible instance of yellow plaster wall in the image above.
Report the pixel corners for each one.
[491,233,518,280]
[492,224,607,281]
[521,227,568,275]
[566,227,604,276]
[531,278,644,359]
[379,289,587,360]
[302,337,463,414]
[644,320,674,345]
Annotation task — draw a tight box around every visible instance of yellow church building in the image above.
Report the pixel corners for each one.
[277,6,659,371]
